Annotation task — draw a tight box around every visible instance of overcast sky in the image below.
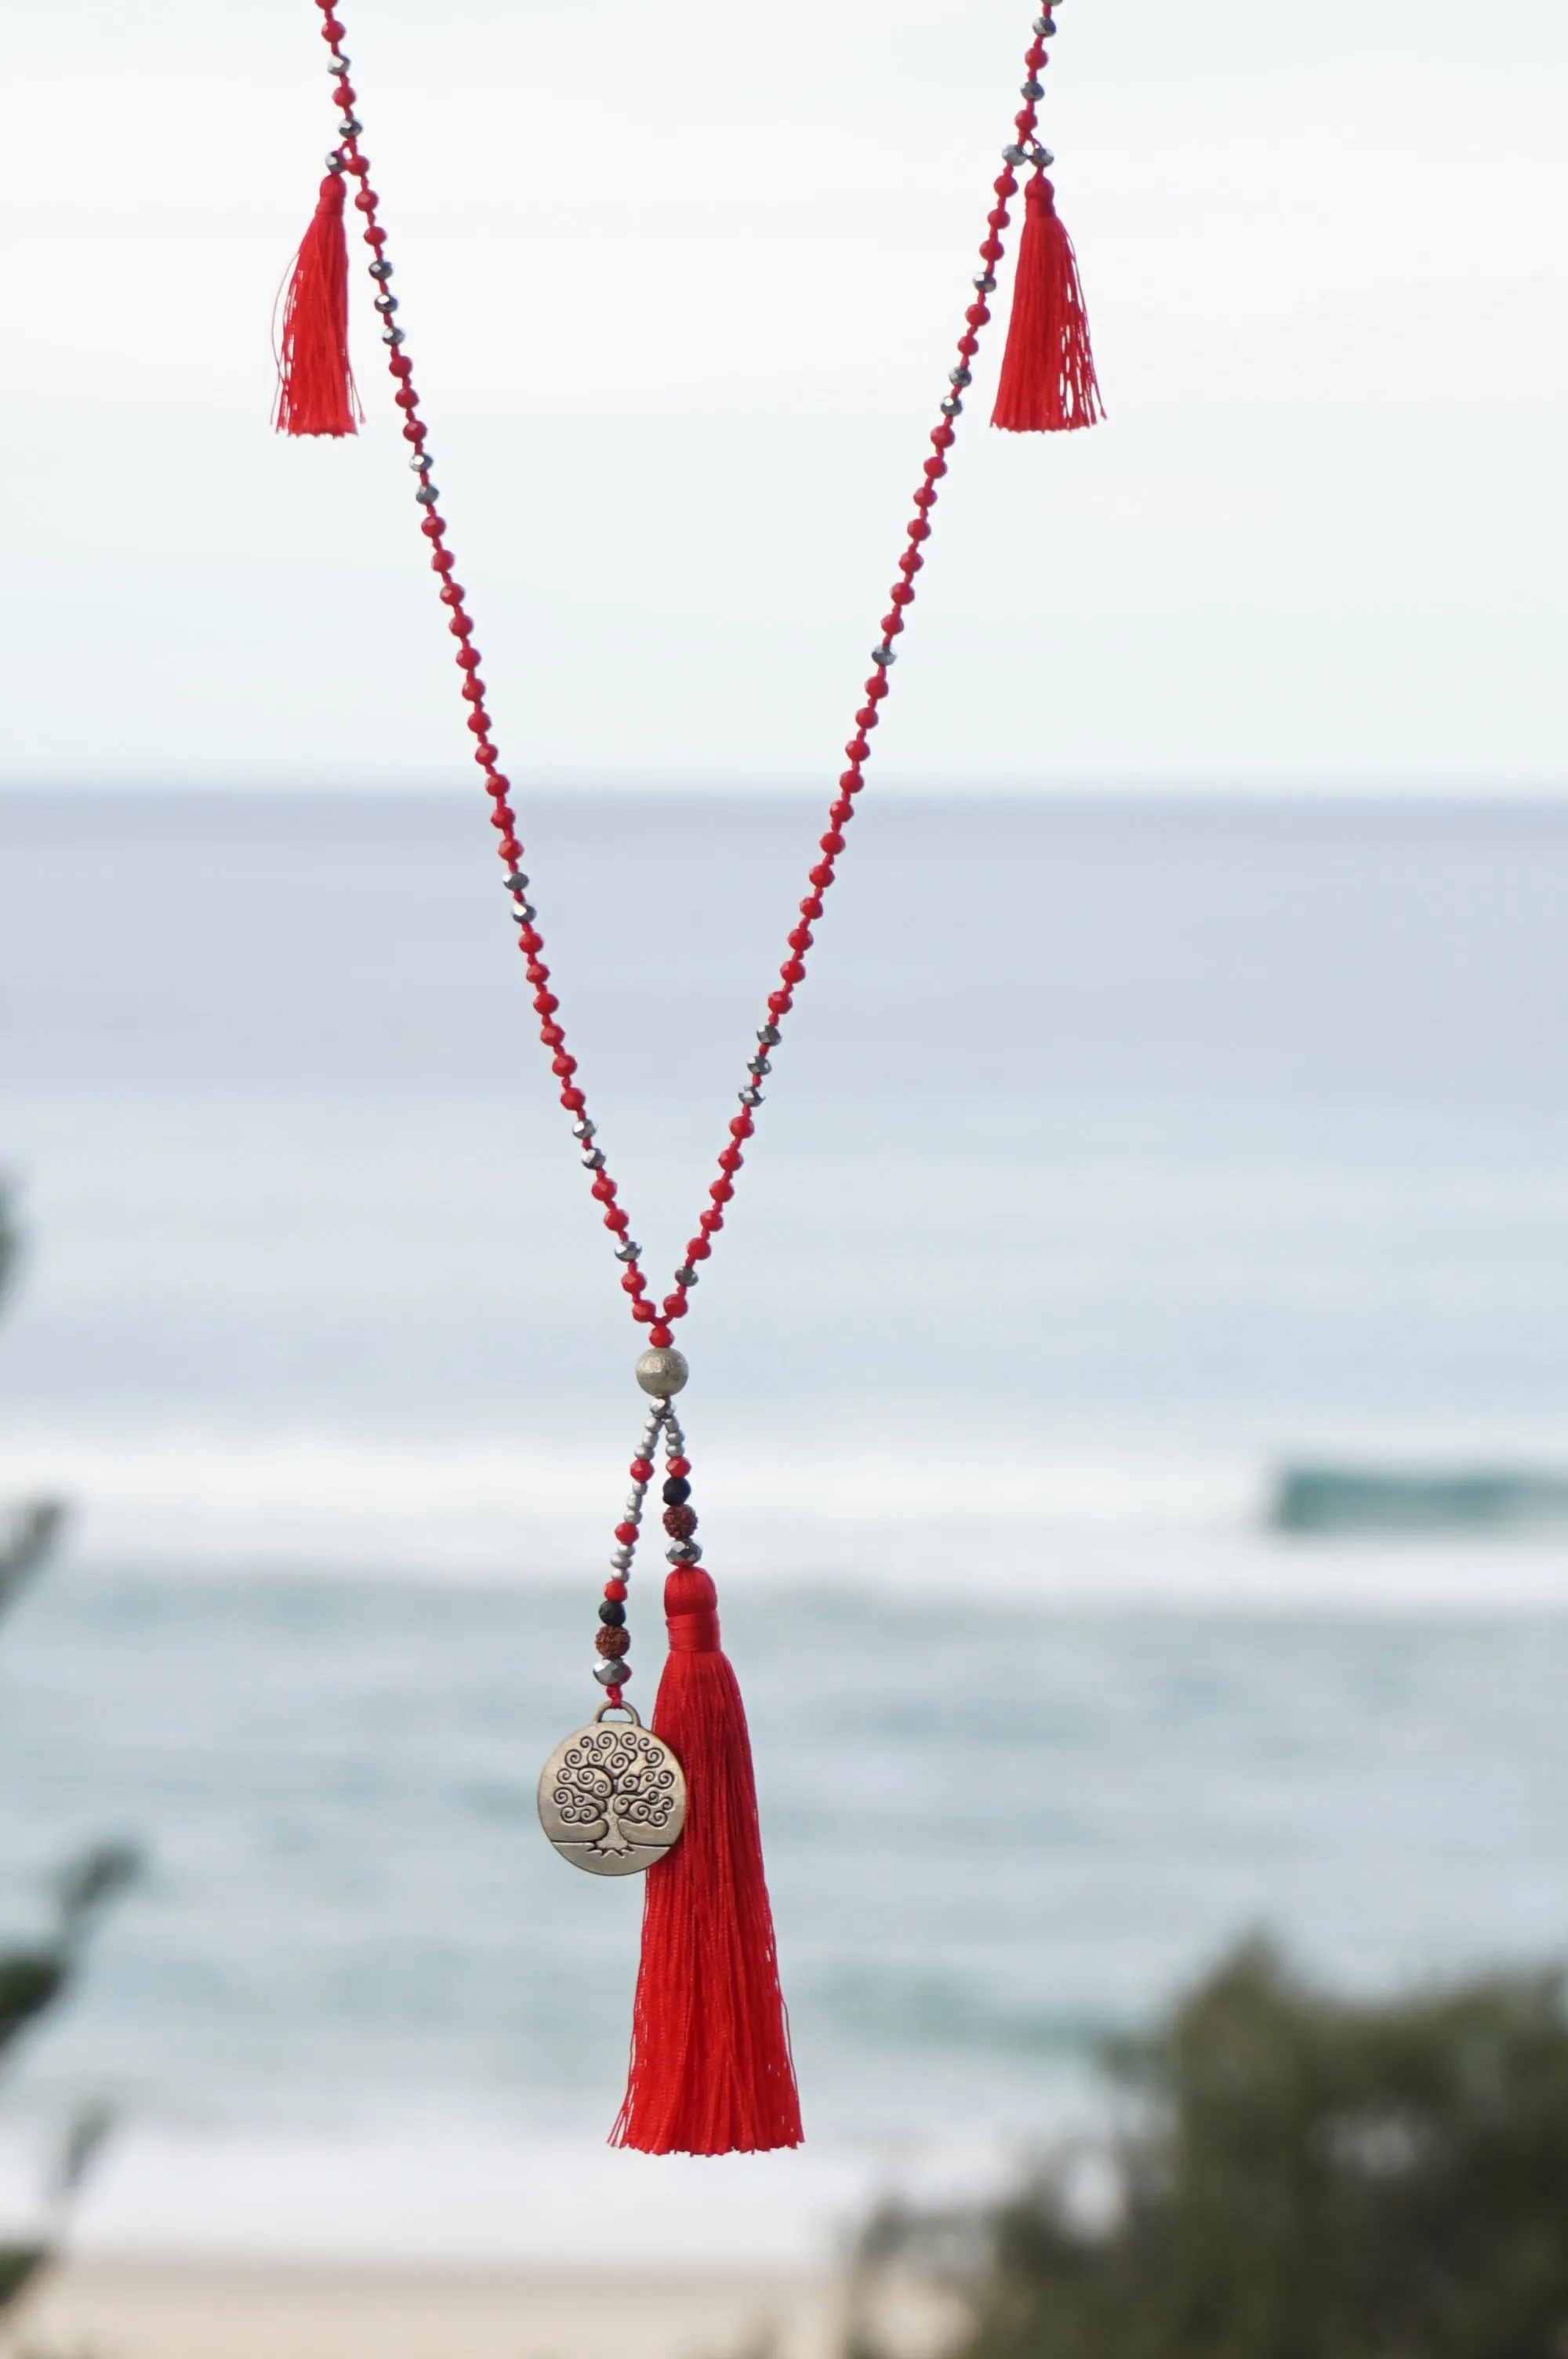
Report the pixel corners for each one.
[2,0,1564,794]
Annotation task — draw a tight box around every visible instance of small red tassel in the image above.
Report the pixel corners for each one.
[612,1568,802,2156]
[274,170,363,438]
[992,172,1103,434]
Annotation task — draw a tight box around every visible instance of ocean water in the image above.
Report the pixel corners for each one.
[0,789,1566,2261]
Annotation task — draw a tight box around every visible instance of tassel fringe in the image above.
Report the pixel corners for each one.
[992,172,1103,434]
[274,169,362,438]
[612,1568,802,2156]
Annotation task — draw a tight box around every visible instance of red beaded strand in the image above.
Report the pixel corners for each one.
[305,0,1047,1348]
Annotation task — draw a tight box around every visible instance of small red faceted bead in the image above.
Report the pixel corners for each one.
[768,989,793,1016]
[605,1207,630,1233]
[810,863,834,889]
[699,1207,724,1231]
[710,1177,735,1202]
[534,990,559,1015]
[539,1023,564,1049]
[866,675,890,703]
[821,830,845,856]
[910,508,934,529]
[552,1053,576,1076]
[430,546,453,569]
[632,1300,656,1325]
[591,1176,615,1204]
[846,736,870,762]
[931,423,956,450]
[957,333,980,359]
[561,1086,586,1110]
[899,550,924,575]
[667,1456,691,1478]
[780,958,806,986]
[687,1237,711,1260]
[987,207,1008,231]
[630,1459,654,1482]
[788,925,812,952]
[830,801,853,828]
[965,304,990,329]
[648,1322,673,1346]
[662,1296,688,1321]
[993,172,1018,199]
[980,235,1004,262]
[731,1111,754,1139]
[800,893,825,919]
[837,770,860,794]
[615,1522,638,1547]
[622,1271,644,1296]
[856,707,879,731]
[891,586,914,609]
[718,1146,744,1173]
[605,1579,628,1602]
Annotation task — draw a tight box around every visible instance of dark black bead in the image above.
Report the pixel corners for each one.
[598,1600,626,1627]
[662,1476,691,1506]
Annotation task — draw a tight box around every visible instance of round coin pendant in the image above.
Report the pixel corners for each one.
[537,1703,688,1877]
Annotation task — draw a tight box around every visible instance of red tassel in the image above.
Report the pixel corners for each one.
[274,171,362,438]
[992,172,1103,434]
[612,1568,802,2156]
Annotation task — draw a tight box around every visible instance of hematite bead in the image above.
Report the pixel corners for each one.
[599,1601,627,1627]
[662,1475,691,1506]
[614,1240,641,1263]
[635,1346,689,1398]
[593,1659,629,1685]
[757,1023,782,1046]
[674,1263,697,1288]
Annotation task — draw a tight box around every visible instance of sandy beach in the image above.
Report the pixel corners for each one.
[19,2257,842,2359]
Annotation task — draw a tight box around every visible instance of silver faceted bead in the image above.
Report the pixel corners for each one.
[635,1346,689,1398]
[594,1659,629,1685]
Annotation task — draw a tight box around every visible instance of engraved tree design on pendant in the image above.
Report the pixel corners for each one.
[551,1727,680,1859]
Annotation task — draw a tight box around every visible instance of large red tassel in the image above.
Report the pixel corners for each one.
[992,172,1103,434]
[274,170,362,438]
[612,1568,802,2155]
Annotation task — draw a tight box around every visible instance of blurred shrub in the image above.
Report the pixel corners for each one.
[0,1182,141,2324]
[851,1936,1568,2359]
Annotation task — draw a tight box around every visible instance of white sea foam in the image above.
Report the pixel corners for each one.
[5,1423,1568,1606]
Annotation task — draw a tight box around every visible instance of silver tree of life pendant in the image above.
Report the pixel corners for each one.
[537,1705,688,1877]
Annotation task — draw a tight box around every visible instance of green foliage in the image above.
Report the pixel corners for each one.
[854,1938,1568,2359]
[0,1182,141,2332]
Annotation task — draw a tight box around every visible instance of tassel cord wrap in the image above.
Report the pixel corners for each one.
[285,0,1095,1349]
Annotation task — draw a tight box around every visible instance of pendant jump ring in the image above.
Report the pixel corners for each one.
[593,1702,643,1727]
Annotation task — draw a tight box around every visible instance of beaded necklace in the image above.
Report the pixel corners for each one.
[274,0,1101,2158]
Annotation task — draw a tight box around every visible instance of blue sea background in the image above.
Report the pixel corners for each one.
[0,788,1566,2260]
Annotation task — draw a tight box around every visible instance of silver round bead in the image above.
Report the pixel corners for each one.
[610,1547,633,1572]
[635,1347,689,1398]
